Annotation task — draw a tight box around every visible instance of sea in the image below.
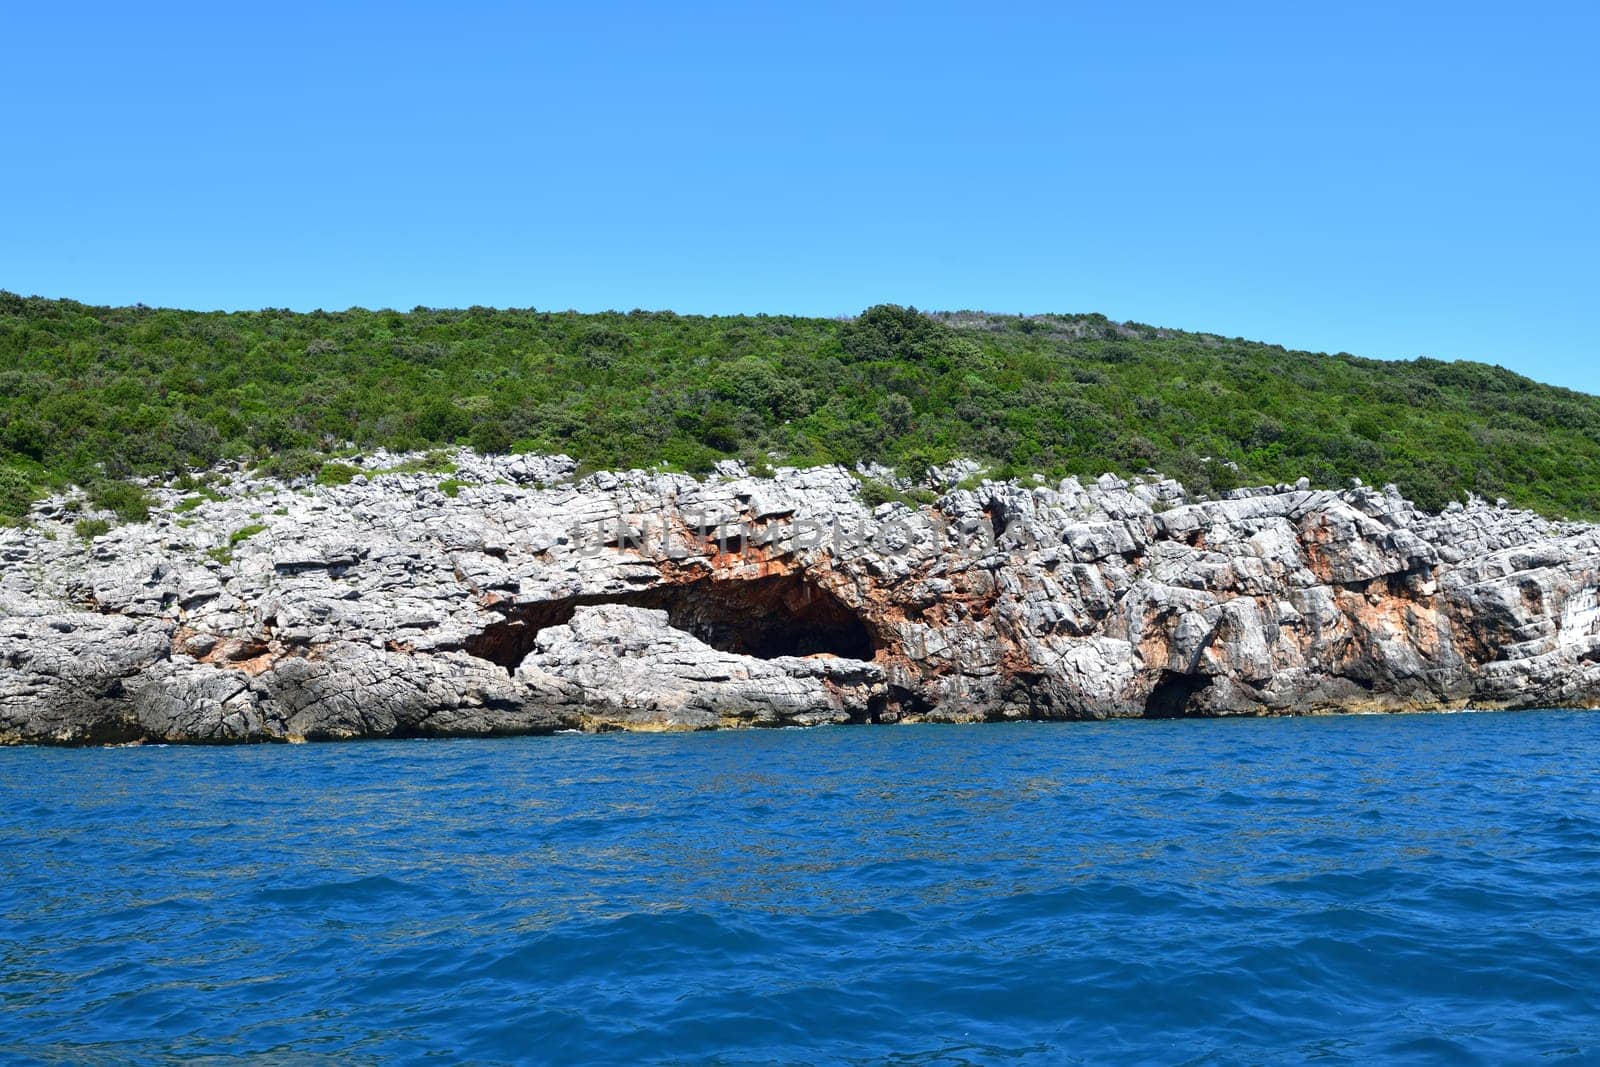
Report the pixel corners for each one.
[3,711,1599,1064]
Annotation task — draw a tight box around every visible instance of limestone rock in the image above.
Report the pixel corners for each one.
[0,612,172,744]
[522,605,883,730]
[4,448,1600,743]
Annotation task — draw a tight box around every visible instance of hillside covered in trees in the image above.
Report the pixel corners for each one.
[3,292,1599,522]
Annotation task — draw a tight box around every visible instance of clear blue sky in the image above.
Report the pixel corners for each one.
[3,2,1595,390]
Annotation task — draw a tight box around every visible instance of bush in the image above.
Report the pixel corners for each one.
[316,462,361,487]
[469,422,512,455]
[855,476,936,510]
[0,465,36,523]
[2,295,1598,519]
[87,480,151,523]
[257,449,322,482]
[74,517,112,540]
[378,450,458,475]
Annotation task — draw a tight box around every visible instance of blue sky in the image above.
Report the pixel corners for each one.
[3,2,1596,390]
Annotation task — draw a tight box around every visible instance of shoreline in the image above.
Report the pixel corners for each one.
[6,450,1600,746]
[7,700,1599,750]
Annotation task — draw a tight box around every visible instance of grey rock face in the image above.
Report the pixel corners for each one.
[1,612,172,744]
[521,604,883,731]
[3,449,1599,744]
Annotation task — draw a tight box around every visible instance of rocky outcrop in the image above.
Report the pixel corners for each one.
[521,603,883,731]
[4,450,1599,744]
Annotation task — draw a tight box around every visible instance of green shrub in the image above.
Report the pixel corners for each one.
[438,478,469,497]
[88,480,151,523]
[0,465,36,523]
[855,477,936,510]
[378,450,458,475]
[2,295,1599,519]
[74,517,112,540]
[257,449,322,481]
[469,422,512,455]
[316,462,361,486]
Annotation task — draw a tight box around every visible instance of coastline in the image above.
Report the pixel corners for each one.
[6,450,1600,746]
[8,702,1600,750]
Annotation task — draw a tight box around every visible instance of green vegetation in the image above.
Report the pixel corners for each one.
[315,461,361,487]
[205,523,266,566]
[438,478,470,498]
[3,293,1600,519]
[375,450,457,475]
[73,517,111,541]
[856,476,938,510]
[228,523,266,547]
[0,465,35,525]
[175,485,227,513]
[86,480,151,523]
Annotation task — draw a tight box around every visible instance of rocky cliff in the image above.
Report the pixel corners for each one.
[4,452,1600,744]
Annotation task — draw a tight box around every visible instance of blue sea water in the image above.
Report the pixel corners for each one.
[3,712,1600,1065]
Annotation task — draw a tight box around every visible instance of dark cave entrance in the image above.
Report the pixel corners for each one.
[1143,670,1213,718]
[461,573,879,673]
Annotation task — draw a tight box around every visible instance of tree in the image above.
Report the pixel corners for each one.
[880,394,914,438]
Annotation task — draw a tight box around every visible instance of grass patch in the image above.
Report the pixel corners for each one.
[229,523,267,547]
[173,486,225,513]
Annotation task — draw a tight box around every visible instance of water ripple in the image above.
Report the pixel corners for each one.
[4,712,1600,1063]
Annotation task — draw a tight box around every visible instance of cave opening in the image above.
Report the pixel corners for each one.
[461,573,879,673]
[1143,670,1213,718]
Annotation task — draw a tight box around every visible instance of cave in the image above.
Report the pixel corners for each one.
[1143,670,1213,718]
[461,573,879,673]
